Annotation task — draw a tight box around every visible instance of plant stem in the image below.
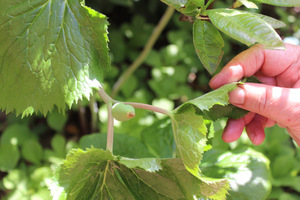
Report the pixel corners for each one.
[204,0,214,10]
[125,102,171,116]
[106,102,114,152]
[78,101,88,134]
[97,86,116,104]
[89,95,98,133]
[111,6,175,98]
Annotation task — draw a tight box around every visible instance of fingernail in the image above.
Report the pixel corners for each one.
[229,87,245,105]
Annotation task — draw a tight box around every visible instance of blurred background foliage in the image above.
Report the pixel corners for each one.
[0,0,299,199]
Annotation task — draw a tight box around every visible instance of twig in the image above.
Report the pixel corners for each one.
[111,6,175,98]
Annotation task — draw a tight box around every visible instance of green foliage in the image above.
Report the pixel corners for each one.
[252,0,300,7]
[193,20,224,74]
[207,9,285,50]
[0,0,299,199]
[55,148,229,200]
[201,147,272,200]
[0,0,110,116]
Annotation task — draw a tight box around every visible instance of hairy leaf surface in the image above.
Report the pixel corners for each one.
[0,0,110,116]
[56,148,229,200]
[193,20,224,74]
[171,83,248,177]
[208,9,285,50]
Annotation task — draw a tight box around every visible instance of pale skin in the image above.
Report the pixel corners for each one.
[209,43,300,146]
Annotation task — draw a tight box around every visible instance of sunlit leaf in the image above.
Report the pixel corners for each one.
[0,0,110,116]
[250,0,300,7]
[56,148,229,199]
[171,83,248,177]
[201,147,272,200]
[208,9,285,50]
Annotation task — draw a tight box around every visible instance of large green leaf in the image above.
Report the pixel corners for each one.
[193,20,224,74]
[201,147,272,200]
[171,83,248,177]
[207,9,285,50]
[56,148,229,200]
[171,106,208,177]
[0,0,110,116]
[141,118,175,158]
[250,0,300,7]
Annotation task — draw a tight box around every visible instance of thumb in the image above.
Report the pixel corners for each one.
[229,83,300,127]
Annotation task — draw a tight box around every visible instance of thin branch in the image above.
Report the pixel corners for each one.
[106,102,114,152]
[111,6,175,98]
[125,102,171,117]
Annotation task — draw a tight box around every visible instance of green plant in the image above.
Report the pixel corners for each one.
[0,0,299,199]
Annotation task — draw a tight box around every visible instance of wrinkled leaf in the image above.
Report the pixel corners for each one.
[56,148,229,200]
[176,82,248,120]
[208,9,285,50]
[193,20,224,74]
[201,147,272,200]
[250,0,300,7]
[171,83,248,177]
[172,106,208,177]
[0,0,110,116]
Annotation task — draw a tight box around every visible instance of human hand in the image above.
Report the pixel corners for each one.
[209,43,300,146]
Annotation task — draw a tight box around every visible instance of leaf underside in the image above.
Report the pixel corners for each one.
[0,0,110,116]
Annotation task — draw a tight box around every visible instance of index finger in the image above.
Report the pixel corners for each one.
[209,43,300,89]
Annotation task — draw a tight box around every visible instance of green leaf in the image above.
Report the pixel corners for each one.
[245,12,286,29]
[171,83,248,177]
[56,148,229,199]
[250,0,300,7]
[79,133,152,158]
[141,118,175,158]
[180,1,199,16]
[176,82,248,120]
[0,0,110,116]
[51,134,67,158]
[47,110,68,131]
[0,144,20,172]
[160,0,188,12]
[236,0,258,8]
[191,0,205,7]
[207,9,285,50]
[0,124,37,147]
[21,139,44,165]
[172,106,208,177]
[193,20,224,74]
[201,147,272,200]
